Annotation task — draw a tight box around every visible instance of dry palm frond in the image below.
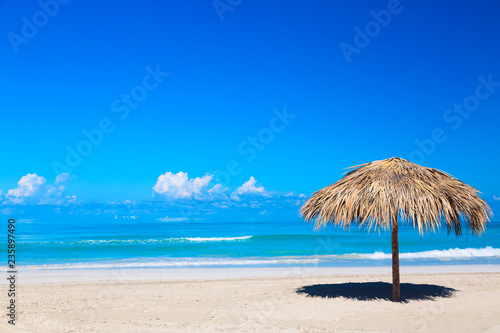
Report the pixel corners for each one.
[300,157,492,236]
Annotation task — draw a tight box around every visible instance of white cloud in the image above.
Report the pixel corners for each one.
[231,177,270,201]
[1,207,13,215]
[55,173,72,184]
[250,201,263,208]
[153,172,213,199]
[208,184,226,195]
[212,202,229,209]
[108,200,137,205]
[207,183,230,200]
[152,172,278,206]
[2,173,77,205]
[5,174,46,204]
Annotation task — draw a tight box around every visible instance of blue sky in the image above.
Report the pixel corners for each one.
[1,0,499,216]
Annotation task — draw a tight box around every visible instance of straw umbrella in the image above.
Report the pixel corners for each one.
[300,157,492,301]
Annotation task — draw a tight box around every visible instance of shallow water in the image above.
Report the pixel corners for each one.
[6,216,500,270]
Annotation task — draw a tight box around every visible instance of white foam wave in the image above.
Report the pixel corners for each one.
[156,217,188,222]
[27,236,253,245]
[184,236,252,242]
[357,247,500,260]
[18,257,319,270]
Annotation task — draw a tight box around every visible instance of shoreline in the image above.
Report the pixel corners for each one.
[7,264,500,284]
[3,269,500,332]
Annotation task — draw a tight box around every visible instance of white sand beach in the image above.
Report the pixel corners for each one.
[2,265,500,332]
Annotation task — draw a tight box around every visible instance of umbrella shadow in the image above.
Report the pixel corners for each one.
[296,282,457,302]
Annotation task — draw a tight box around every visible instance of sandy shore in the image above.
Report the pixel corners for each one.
[2,266,500,332]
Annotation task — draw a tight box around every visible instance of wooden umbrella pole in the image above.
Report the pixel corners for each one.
[392,216,400,302]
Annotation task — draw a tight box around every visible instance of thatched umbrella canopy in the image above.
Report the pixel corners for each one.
[300,157,492,301]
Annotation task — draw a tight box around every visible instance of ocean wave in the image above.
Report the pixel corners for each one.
[24,236,254,246]
[355,247,500,260]
[10,247,500,271]
[18,234,343,246]
[18,257,319,270]
[184,236,252,242]
[156,217,188,222]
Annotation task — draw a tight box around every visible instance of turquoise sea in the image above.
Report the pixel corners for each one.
[5,216,500,270]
